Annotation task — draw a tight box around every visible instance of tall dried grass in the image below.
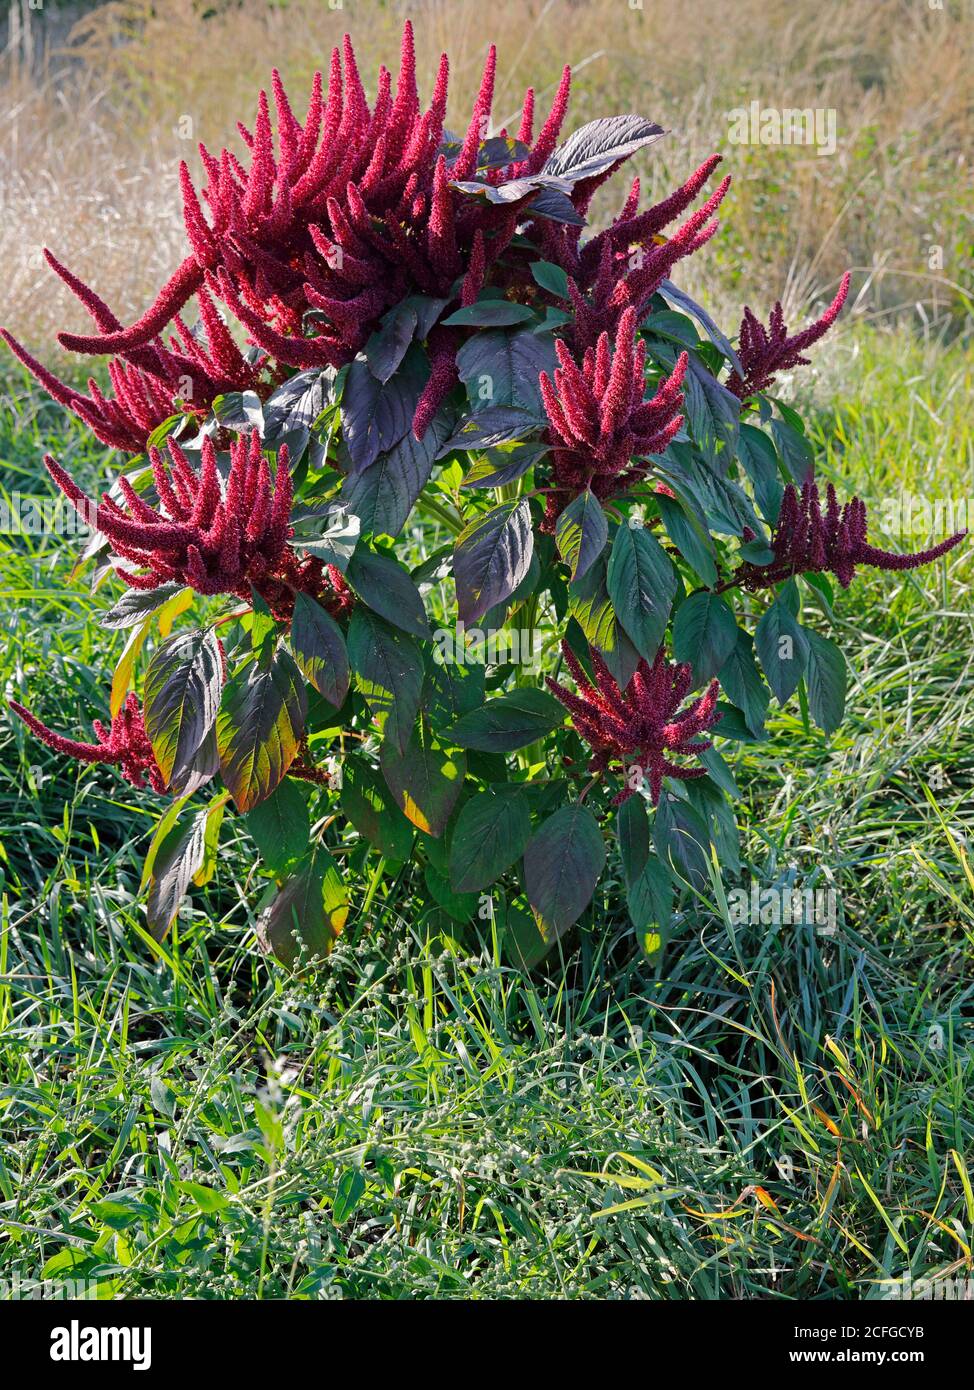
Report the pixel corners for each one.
[1,0,970,369]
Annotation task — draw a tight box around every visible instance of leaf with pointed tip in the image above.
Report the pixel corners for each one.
[340,406,453,537]
[453,500,534,625]
[448,688,564,752]
[524,803,606,940]
[718,629,770,737]
[103,583,186,631]
[340,758,414,861]
[257,848,347,966]
[144,803,210,939]
[380,722,466,837]
[345,548,431,639]
[290,593,350,709]
[556,490,608,581]
[341,347,429,472]
[672,591,738,683]
[455,328,558,415]
[606,524,676,662]
[143,628,223,788]
[754,598,809,704]
[246,778,310,875]
[347,610,423,755]
[449,787,531,893]
[216,644,307,811]
[543,114,666,183]
[804,629,846,734]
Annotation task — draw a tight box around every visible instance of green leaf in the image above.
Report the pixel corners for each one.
[246,779,310,874]
[653,793,711,890]
[345,548,431,638]
[340,407,453,538]
[754,598,810,704]
[453,500,534,625]
[523,803,606,940]
[143,628,223,788]
[290,592,350,709]
[804,629,846,734]
[448,787,532,892]
[655,492,718,588]
[448,687,564,752]
[606,524,676,662]
[568,551,641,689]
[257,847,347,965]
[333,1169,366,1223]
[144,802,211,938]
[340,758,414,861]
[672,591,738,683]
[102,583,186,631]
[454,327,557,414]
[626,855,674,940]
[616,794,649,888]
[347,609,424,755]
[555,489,608,581]
[441,301,537,328]
[380,722,467,837]
[530,260,571,299]
[216,644,307,812]
[738,423,784,523]
[683,355,740,468]
[718,629,770,737]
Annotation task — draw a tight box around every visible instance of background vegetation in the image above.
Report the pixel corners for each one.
[0,0,971,1299]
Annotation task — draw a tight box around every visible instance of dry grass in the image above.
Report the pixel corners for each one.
[1,0,971,365]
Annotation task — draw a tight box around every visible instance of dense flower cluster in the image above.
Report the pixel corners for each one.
[538,305,687,527]
[9,693,165,793]
[24,23,576,440]
[45,430,352,620]
[726,272,852,399]
[547,640,720,804]
[1,260,263,453]
[736,476,967,590]
[533,156,731,352]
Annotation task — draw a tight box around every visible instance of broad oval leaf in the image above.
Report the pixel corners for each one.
[448,787,532,892]
[543,114,666,183]
[556,489,608,581]
[340,758,415,861]
[216,644,307,811]
[448,687,564,752]
[523,803,606,940]
[754,598,810,705]
[345,548,431,638]
[453,500,534,625]
[347,609,424,755]
[804,629,846,734]
[380,722,466,837]
[672,591,738,683]
[245,778,310,875]
[257,847,347,966]
[290,592,350,709]
[606,524,676,663]
[718,629,770,738]
[143,628,223,788]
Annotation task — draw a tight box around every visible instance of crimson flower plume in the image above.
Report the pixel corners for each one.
[9,693,165,793]
[727,273,851,399]
[547,641,720,804]
[44,431,351,620]
[538,305,687,527]
[736,476,966,590]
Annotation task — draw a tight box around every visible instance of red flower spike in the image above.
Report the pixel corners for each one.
[727,273,852,399]
[546,640,720,804]
[538,305,687,526]
[736,476,966,591]
[9,693,165,794]
[43,432,349,620]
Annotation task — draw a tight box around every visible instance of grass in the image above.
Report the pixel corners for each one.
[1,323,972,1298]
